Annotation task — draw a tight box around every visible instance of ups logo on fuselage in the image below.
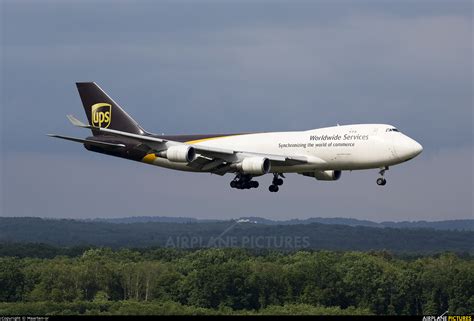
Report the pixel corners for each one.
[91,103,112,128]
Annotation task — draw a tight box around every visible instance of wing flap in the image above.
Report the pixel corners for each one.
[192,145,234,155]
[193,147,308,164]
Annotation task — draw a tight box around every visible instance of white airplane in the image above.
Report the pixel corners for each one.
[50,82,423,192]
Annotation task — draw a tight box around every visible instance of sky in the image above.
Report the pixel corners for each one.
[1,0,472,222]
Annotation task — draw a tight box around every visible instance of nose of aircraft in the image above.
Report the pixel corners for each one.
[394,136,423,161]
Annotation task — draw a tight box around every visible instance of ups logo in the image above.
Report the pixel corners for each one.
[91,103,112,128]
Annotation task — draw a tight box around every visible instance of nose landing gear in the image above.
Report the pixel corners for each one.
[269,173,284,192]
[376,167,388,186]
[230,174,259,190]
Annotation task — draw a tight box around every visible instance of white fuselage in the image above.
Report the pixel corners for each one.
[146,124,423,174]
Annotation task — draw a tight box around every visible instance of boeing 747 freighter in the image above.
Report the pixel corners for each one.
[50,83,423,192]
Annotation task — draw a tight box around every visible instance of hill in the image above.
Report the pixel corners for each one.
[1,217,472,254]
[90,216,474,230]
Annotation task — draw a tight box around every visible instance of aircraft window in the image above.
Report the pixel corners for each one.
[385,128,400,132]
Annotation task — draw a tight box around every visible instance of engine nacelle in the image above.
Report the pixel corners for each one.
[235,157,271,175]
[302,170,342,181]
[159,145,196,163]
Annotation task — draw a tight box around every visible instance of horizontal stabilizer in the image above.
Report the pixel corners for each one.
[66,114,167,144]
[67,114,89,128]
[47,134,126,148]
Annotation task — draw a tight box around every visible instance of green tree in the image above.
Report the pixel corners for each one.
[181,260,257,310]
[247,261,289,308]
[0,258,25,301]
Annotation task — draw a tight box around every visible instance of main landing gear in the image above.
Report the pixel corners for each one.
[230,174,259,190]
[269,173,284,193]
[229,173,285,192]
[376,166,388,186]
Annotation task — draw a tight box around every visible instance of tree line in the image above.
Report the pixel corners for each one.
[1,247,473,315]
[1,217,473,253]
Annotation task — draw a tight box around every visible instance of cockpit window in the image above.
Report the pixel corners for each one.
[386,128,400,132]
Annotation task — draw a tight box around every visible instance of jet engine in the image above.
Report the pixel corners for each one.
[158,145,196,163]
[235,157,271,175]
[302,170,342,181]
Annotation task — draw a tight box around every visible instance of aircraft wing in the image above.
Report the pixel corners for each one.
[187,146,311,175]
[186,144,309,166]
[65,114,317,173]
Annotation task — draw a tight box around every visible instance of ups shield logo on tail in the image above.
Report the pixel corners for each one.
[91,103,112,128]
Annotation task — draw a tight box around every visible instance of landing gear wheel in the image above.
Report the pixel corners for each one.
[269,185,279,192]
[270,173,284,191]
[230,174,259,189]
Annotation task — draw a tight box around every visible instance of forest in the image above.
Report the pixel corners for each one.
[0,245,473,315]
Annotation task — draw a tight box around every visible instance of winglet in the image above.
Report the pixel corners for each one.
[67,114,89,128]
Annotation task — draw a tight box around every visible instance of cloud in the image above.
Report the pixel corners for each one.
[3,3,471,151]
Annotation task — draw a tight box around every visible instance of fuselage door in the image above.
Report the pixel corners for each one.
[384,128,399,159]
